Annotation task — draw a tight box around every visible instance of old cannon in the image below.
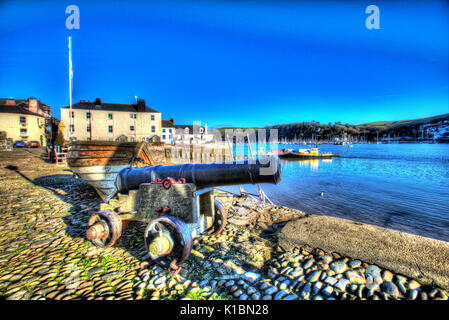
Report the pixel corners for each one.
[85,156,282,271]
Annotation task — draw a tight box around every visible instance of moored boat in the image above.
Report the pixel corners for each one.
[278,147,339,159]
[67,141,165,202]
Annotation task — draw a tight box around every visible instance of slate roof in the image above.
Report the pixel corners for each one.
[162,120,175,128]
[0,101,45,117]
[62,99,160,113]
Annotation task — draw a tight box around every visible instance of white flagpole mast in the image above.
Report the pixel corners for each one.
[69,36,73,141]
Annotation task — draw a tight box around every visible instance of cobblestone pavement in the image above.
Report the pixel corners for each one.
[0,149,447,300]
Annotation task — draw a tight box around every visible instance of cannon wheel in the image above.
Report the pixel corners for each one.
[210,199,227,236]
[144,215,193,268]
[86,210,122,248]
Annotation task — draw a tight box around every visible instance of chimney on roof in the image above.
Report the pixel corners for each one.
[170,118,175,125]
[136,99,146,112]
[95,98,101,105]
[27,97,39,114]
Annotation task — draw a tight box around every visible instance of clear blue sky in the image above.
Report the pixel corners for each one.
[0,0,448,128]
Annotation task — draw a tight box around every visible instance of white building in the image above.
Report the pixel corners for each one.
[173,123,215,144]
[161,118,175,144]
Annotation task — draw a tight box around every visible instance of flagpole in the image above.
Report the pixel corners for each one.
[69,36,73,141]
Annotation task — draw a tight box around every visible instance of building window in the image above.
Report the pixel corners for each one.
[69,125,74,132]
[162,135,166,139]
[162,129,166,133]
[87,125,91,132]
[20,128,27,135]
[86,138,91,141]
[151,115,155,121]
[169,135,172,139]
[108,113,113,120]
[130,126,135,131]
[130,113,136,119]
[169,129,172,133]
[185,127,189,134]
[108,138,113,141]
[108,125,113,133]
[151,126,155,133]
[130,137,135,142]
[86,112,91,119]
[19,116,26,124]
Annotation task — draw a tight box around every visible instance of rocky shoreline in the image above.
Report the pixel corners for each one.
[0,149,447,300]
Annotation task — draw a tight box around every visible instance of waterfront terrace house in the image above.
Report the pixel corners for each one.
[161,118,175,144]
[173,123,214,144]
[0,97,50,146]
[60,98,162,142]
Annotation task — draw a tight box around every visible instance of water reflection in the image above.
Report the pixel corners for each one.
[227,144,449,242]
[280,158,333,172]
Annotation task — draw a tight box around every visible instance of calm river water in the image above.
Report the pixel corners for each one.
[223,143,449,242]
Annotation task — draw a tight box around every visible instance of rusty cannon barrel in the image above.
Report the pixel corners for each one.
[115,155,282,194]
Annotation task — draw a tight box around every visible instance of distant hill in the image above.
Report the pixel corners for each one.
[357,113,449,131]
[215,113,449,143]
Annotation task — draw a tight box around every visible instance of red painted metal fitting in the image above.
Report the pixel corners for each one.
[162,206,171,213]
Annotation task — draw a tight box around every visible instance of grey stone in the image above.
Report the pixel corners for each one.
[247,286,257,295]
[300,282,311,299]
[262,295,272,300]
[302,259,314,269]
[319,255,333,265]
[395,275,407,284]
[279,279,290,290]
[382,270,394,282]
[251,292,261,300]
[274,290,288,300]
[282,294,299,300]
[322,285,333,296]
[264,286,278,295]
[313,281,323,294]
[312,295,324,300]
[232,289,243,298]
[239,293,248,300]
[199,280,209,288]
[267,268,278,279]
[154,276,167,286]
[330,260,347,274]
[259,282,271,290]
[409,289,419,300]
[407,280,420,290]
[381,281,400,298]
[334,278,349,292]
[324,276,338,286]
[243,272,261,283]
[397,282,407,295]
[290,267,304,278]
[307,270,321,282]
[225,280,235,287]
[230,285,239,293]
[345,270,366,284]
[348,260,361,268]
